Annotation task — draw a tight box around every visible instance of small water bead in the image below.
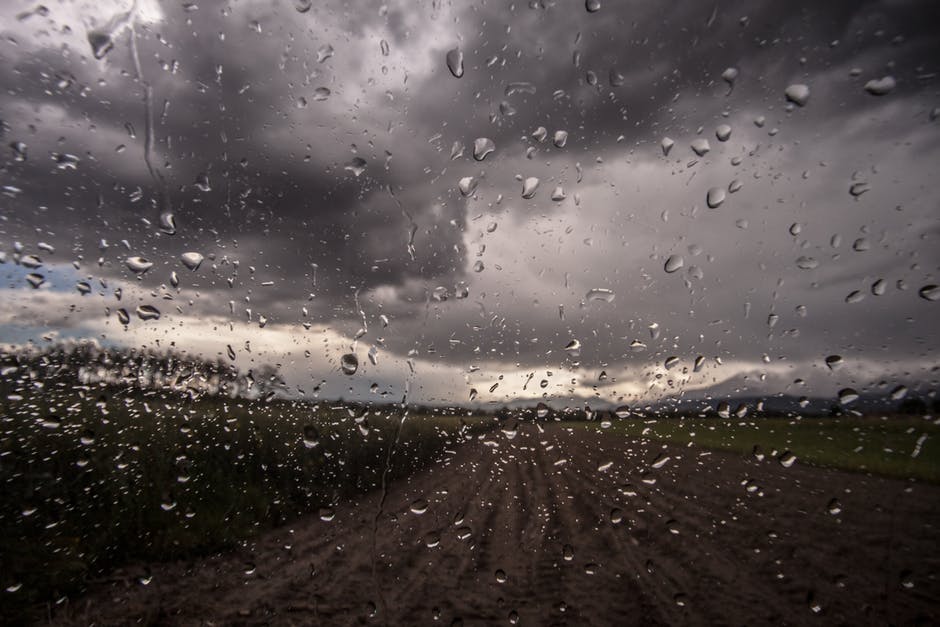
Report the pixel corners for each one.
[715,124,732,142]
[795,256,819,270]
[410,499,429,515]
[553,130,568,148]
[585,0,601,12]
[313,87,331,101]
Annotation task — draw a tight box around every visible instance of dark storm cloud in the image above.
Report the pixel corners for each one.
[1,0,938,404]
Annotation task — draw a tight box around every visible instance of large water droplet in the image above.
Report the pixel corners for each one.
[715,124,732,142]
[918,285,939,301]
[838,388,859,405]
[522,177,539,199]
[473,138,495,161]
[706,187,726,208]
[345,157,367,177]
[303,425,320,448]
[446,48,464,78]
[458,176,478,196]
[317,44,334,63]
[294,0,312,12]
[136,305,161,321]
[585,0,601,12]
[825,355,843,370]
[553,130,568,148]
[661,137,675,156]
[585,288,615,303]
[664,255,684,273]
[88,30,114,60]
[784,84,810,106]
[313,87,331,101]
[341,353,359,375]
[126,256,153,274]
[864,76,896,96]
[690,138,710,156]
[795,256,819,270]
[180,252,204,271]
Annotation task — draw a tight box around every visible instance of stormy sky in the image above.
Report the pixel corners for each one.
[0,0,938,408]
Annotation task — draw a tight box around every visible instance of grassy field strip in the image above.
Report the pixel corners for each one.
[587,416,940,483]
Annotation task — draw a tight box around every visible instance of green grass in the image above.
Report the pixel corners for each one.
[0,384,494,622]
[589,415,940,482]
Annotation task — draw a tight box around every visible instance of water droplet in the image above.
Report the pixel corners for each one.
[53,153,80,170]
[784,84,810,106]
[126,256,153,274]
[827,498,842,515]
[715,124,732,142]
[536,402,550,418]
[458,176,478,196]
[136,305,161,321]
[690,138,710,156]
[918,285,939,301]
[795,256,819,270]
[380,39,390,56]
[728,179,743,193]
[585,288,615,303]
[522,177,540,199]
[661,137,675,156]
[664,356,679,370]
[495,569,507,583]
[871,279,886,295]
[180,252,204,271]
[778,451,797,468]
[664,255,684,273]
[825,355,843,370]
[303,425,320,448]
[76,281,91,295]
[10,141,27,161]
[294,0,312,12]
[469,388,477,402]
[410,499,429,515]
[159,212,177,235]
[117,308,130,325]
[532,126,548,142]
[563,339,581,355]
[706,187,726,208]
[446,48,464,78]
[193,172,211,192]
[721,67,739,86]
[838,388,859,405]
[553,130,568,148]
[88,30,114,59]
[473,137,495,161]
[345,157,367,177]
[341,353,359,375]
[845,290,864,304]
[313,87,331,101]
[864,76,896,96]
[319,507,335,522]
[473,260,484,273]
[693,355,705,372]
[317,44,334,63]
[585,0,601,12]
[26,273,44,288]
[849,181,870,197]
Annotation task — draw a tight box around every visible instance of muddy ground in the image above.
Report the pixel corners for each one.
[58,423,940,626]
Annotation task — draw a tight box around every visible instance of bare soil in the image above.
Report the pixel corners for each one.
[58,423,940,626]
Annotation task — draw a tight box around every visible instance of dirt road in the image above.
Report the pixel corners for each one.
[60,423,940,625]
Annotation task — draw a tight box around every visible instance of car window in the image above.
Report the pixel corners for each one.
[1,0,938,624]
